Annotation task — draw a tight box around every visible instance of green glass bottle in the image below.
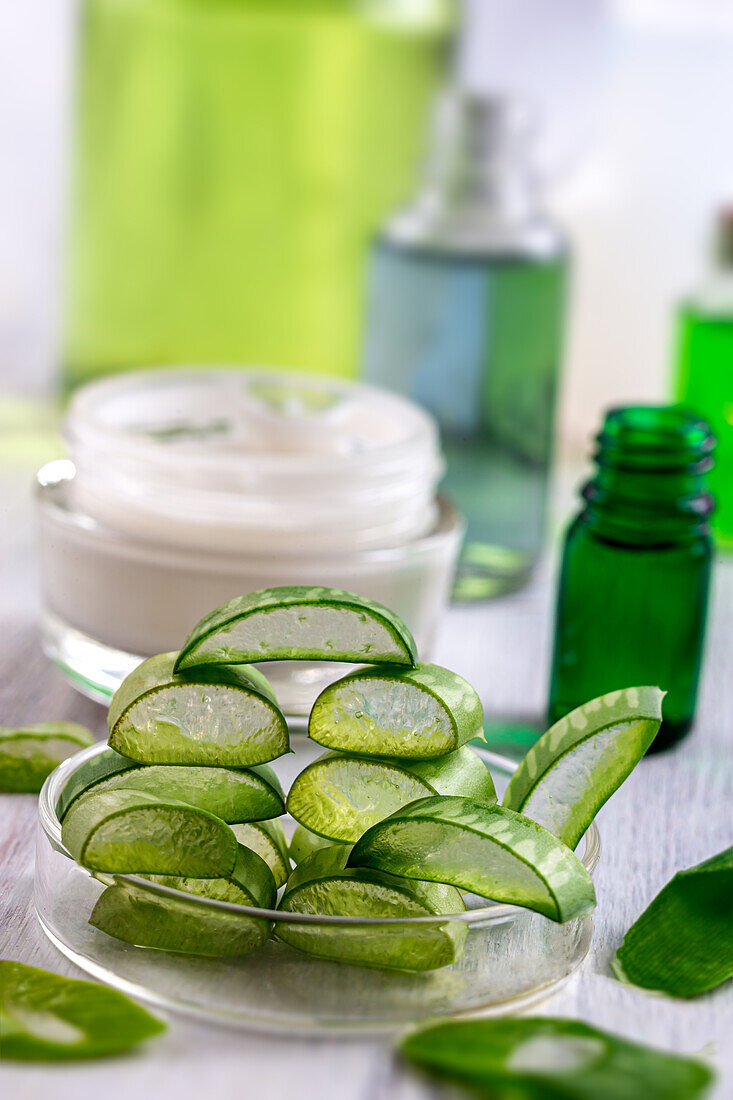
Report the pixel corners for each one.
[674,209,733,549]
[548,406,715,752]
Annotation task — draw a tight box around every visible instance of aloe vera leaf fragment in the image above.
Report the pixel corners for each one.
[400,1017,714,1100]
[0,722,95,793]
[0,961,165,1060]
[504,686,665,850]
[615,846,733,997]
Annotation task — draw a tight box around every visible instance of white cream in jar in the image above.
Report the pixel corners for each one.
[36,369,463,714]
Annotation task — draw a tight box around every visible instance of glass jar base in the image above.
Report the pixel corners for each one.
[452,541,534,601]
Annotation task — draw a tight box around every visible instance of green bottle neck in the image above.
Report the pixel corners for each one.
[580,406,715,546]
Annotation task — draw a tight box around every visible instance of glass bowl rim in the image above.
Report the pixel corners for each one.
[38,741,601,929]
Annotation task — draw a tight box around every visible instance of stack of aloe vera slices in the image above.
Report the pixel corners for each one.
[60,649,291,957]
[56,586,664,973]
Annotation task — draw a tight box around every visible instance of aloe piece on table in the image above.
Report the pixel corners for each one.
[504,686,664,850]
[0,961,165,1061]
[400,1017,714,1100]
[286,746,496,843]
[107,652,289,767]
[615,846,733,998]
[90,844,275,958]
[61,787,239,877]
[349,795,596,923]
[232,818,291,888]
[277,845,466,972]
[0,722,94,793]
[174,586,417,671]
[308,662,484,760]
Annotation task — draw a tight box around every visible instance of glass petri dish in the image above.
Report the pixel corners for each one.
[35,739,599,1035]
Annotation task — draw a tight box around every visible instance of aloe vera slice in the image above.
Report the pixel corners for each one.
[71,762,284,824]
[56,747,137,819]
[0,723,94,793]
[90,845,275,958]
[61,788,239,877]
[0,961,165,1061]
[277,845,466,971]
[232,818,291,888]
[615,846,733,997]
[107,652,289,766]
[174,586,417,671]
[309,662,484,759]
[349,796,596,923]
[289,823,345,865]
[400,1017,714,1100]
[286,747,497,843]
[504,687,664,850]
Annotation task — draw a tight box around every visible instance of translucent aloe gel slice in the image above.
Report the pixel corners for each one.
[615,846,733,998]
[400,1017,714,1100]
[0,722,94,793]
[90,845,276,958]
[174,586,417,670]
[56,747,137,819]
[232,818,291,888]
[72,762,284,824]
[286,746,497,843]
[503,686,665,850]
[107,652,289,766]
[0,961,165,1061]
[349,796,596,922]
[276,845,466,972]
[61,787,239,876]
[309,662,484,759]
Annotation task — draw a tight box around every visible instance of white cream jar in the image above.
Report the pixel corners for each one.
[36,369,463,714]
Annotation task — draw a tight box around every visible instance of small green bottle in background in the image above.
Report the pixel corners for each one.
[674,209,733,549]
[548,406,715,752]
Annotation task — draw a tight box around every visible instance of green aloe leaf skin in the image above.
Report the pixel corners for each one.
[615,846,733,998]
[400,1017,714,1100]
[0,722,95,793]
[0,961,165,1061]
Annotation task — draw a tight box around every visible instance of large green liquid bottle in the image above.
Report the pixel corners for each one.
[548,406,715,752]
[62,0,453,392]
[674,211,733,549]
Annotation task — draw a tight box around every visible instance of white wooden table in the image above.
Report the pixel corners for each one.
[1,469,731,1099]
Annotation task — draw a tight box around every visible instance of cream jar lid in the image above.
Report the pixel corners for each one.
[66,368,444,554]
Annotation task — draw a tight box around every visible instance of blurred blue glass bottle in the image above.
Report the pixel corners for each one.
[363,93,568,600]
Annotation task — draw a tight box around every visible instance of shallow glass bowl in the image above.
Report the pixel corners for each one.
[35,739,599,1035]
